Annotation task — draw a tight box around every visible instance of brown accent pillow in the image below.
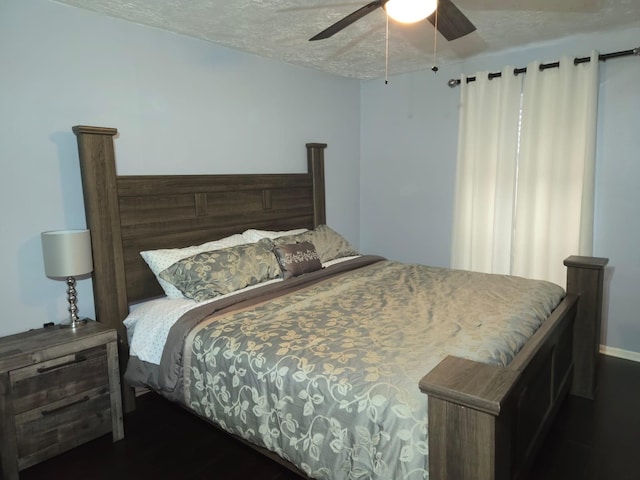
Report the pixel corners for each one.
[273,225,358,264]
[273,242,322,280]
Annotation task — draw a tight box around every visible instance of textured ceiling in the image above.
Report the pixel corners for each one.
[54,0,640,79]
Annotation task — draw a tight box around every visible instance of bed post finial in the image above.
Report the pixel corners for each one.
[306,143,327,227]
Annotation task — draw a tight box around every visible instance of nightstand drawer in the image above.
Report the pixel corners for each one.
[9,345,109,414]
[14,385,112,469]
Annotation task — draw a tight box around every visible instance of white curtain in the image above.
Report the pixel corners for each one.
[451,67,523,274]
[451,51,599,286]
[512,52,599,286]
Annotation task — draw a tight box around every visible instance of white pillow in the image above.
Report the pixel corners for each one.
[242,228,308,243]
[140,233,247,298]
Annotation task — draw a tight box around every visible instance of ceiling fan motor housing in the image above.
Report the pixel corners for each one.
[309,0,475,43]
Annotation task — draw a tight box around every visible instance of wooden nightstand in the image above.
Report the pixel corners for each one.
[0,321,124,480]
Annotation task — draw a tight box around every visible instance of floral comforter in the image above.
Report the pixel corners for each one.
[176,259,564,479]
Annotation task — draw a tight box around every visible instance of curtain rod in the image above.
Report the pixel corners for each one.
[446,46,640,87]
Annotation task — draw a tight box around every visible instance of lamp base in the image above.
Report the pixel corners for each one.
[63,276,88,329]
[60,318,89,329]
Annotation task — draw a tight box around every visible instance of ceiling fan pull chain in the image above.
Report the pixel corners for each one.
[385,14,390,84]
[432,2,439,73]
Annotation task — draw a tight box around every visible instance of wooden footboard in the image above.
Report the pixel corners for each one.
[419,256,608,480]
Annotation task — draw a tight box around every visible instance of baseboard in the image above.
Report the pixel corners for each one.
[600,345,640,363]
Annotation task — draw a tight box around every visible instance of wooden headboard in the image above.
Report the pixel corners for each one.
[73,126,327,408]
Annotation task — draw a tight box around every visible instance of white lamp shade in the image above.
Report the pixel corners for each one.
[384,0,437,24]
[41,229,93,278]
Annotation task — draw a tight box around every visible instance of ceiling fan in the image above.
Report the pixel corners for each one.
[309,0,476,42]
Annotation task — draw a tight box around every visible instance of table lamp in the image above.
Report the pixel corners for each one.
[41,229,93,328]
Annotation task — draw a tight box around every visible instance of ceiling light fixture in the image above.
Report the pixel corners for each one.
[384,0,437,24]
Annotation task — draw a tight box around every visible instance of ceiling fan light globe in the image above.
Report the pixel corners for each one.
[384,0,437,24]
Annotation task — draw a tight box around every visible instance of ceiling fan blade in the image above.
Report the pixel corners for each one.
[309,1,383,41]
[428,0,476,41]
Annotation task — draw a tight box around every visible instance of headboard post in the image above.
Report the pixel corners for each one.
[72,126,135,410]
[306,143,327,227]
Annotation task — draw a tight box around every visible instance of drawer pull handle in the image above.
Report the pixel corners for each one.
[41,395,91,416]
[36,355,87,374]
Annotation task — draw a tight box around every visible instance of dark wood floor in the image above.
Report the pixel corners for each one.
[21,355,640,480]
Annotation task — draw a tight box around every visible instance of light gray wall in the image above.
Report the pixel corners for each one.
[0,0,361,336]
[2,0,637,356]
[361,27,640,355]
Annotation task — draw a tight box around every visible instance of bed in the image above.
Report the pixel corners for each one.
[73,125,608,480]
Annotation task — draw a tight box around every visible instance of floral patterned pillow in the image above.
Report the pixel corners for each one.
[158,238,281,302]
[273,242,322,280]
[272,225,358,264]
[140,233,247,298]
